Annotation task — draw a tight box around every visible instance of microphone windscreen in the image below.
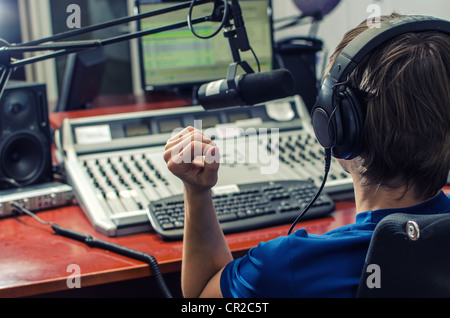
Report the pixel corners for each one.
[238,68,295,105]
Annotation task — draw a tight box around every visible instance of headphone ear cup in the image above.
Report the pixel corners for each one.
[331,87,365,159]
[311,76,338,150]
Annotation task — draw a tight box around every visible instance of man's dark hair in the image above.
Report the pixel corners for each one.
[326,13,450,200]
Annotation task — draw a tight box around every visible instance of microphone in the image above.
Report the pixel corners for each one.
[197,68,295,110]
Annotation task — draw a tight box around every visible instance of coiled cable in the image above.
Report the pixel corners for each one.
[12,203,173,298]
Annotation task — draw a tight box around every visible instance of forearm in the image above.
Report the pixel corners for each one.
[181,186,233,298]
[163,126,228,297]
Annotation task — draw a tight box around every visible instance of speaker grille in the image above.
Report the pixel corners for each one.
[1,132,48,184]
[0,82,52,189]
[1,89,36,131]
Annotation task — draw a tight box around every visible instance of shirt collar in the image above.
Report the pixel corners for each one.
[355,190,450,225]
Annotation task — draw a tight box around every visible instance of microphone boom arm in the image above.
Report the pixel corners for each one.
[222,0,256,104]
[0,0,241,99]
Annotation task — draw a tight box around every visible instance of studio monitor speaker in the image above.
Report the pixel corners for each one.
[0,81,53,189]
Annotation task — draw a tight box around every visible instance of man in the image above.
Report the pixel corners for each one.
[163,13,450,297]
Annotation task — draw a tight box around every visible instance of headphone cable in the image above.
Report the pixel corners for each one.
[287,148,331,235]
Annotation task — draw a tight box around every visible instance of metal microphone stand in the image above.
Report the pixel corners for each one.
[0,0,251,101]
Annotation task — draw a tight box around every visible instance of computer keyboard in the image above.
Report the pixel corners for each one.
[147,180,335,240]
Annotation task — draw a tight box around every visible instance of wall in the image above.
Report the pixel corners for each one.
[272,0,450,76]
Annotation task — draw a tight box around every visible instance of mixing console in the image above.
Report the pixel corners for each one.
[56,96,353,236]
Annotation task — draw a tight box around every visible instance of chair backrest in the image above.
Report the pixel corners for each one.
[356,212,450,297]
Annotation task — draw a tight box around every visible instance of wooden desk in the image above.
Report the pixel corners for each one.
[1,101,448,298]
[0,200,358,298]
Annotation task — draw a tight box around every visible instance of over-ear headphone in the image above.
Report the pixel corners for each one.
[311,15,450,160]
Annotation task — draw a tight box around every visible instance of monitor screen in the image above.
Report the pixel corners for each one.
[136,0,274,93]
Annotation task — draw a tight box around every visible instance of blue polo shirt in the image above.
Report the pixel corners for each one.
[220,191,450,298]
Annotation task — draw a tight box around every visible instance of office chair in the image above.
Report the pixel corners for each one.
[356,212,450,297]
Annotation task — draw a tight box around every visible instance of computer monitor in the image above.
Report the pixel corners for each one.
[136,0,274,99]
[55,47,107,112]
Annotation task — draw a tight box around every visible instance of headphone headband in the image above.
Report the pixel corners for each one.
[312,15,450,159]
[330,15,450,82]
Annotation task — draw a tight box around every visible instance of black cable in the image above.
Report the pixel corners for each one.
[11,203,173,298]
[287,148,332,235]
[188,0,260,74]
[188,0,229,39]
[250,46,261,72]
[0,177,21,188]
